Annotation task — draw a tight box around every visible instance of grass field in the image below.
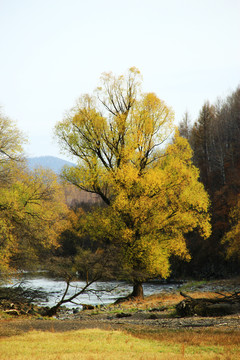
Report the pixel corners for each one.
[1,278,239,359]
[0,328,239,360]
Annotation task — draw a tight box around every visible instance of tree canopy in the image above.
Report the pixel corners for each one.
[0,111,70,277]
[55,68,211,295]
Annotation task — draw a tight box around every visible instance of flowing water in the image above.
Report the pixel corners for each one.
[9,274,182,309]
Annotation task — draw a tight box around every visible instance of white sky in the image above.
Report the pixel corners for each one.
[0,0,239,160]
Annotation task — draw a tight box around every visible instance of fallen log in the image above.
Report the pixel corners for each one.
[176,291,240,317]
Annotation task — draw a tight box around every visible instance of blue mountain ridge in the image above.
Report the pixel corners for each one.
[27,156,74,174]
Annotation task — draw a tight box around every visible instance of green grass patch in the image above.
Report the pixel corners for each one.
[179,280,209,291]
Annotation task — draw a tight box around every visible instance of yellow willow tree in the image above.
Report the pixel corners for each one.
[55,68,211,298]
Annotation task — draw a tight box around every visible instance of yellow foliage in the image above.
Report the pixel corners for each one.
[0,112,72,277]
[0,165,70,275]
[55,68,211,282]
[222,195,240,259]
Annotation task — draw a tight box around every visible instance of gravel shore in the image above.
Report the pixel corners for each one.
[1,310,239,337]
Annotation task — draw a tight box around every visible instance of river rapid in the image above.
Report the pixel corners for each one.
[10,273,183,309]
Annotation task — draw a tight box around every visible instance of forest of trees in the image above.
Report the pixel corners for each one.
[178,86,240,278]
[0,69,239,303]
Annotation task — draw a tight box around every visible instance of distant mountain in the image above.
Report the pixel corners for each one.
[28,156,102,205]
[27,156,74,174]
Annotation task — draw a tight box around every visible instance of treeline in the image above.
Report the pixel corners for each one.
[176,86,240,278]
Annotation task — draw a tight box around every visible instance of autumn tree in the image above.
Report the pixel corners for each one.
[0,110,25,181]
[0,111,70,277]
[0,165,71,276]
[222,195,240,260]
[55,68,211,298]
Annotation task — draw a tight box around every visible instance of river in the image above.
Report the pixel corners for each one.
[10,274,183,309]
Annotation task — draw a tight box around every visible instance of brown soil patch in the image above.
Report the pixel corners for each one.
[1,312,240,338]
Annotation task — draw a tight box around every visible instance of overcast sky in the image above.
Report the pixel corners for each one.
[0,0,239,160]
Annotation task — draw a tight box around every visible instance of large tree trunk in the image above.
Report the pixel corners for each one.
[131,281,144,299]
[115,281,144,304]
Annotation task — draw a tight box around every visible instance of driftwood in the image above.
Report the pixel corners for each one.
[176,291,240,317]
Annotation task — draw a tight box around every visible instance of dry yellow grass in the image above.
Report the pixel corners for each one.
[1,279,239,359]
[117,291,225,312]
[0,328,239,360]
[128,328,240,347]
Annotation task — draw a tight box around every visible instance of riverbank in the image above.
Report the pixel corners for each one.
[1,280,240,359]
[1,311,239,337]
[0,278,239,337]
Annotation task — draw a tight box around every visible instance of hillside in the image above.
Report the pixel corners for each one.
[27,156,101,205]
[27,156,74,174]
